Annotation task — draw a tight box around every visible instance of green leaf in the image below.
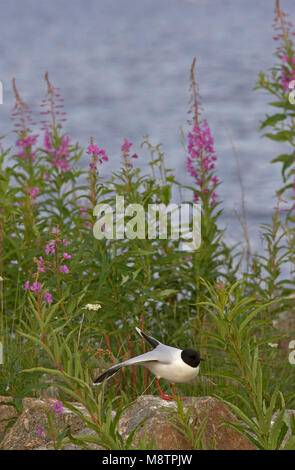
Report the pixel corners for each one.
[158,289,178,298]
[263,131,292,142]
[259,113,286,129]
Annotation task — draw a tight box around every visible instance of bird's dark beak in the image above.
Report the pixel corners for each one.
[200,357,206,361]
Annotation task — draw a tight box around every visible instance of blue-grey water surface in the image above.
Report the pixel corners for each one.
[1,0,295,254]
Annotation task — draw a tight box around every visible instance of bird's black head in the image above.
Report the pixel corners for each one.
[181,349,205,368]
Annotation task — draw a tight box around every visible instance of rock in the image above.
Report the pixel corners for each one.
[0,396,18,441]
[118,395,256,450]
[281,410,295,448]
[0,397,89,450]
[34,428,103,450]
[0,395,256,450]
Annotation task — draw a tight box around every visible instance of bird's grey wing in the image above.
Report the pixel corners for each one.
[135,327,161,349]
[93,349,163,385]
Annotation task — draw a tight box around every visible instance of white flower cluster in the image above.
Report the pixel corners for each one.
[82,303,102,311]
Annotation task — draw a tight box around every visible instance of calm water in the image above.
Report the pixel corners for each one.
[1,0,295,253]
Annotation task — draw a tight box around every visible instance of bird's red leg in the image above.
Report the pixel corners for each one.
[156,379,174,401]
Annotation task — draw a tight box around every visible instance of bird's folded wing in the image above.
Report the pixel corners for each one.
[93,349,164,384]
[121,350,163,367]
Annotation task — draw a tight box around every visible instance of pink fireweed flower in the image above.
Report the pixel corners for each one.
[188,121,215,158]
[30,187,40,200]
[15,134,38,162]
[44,291,53,304]
[38,256,46,272]
[51,157,70,172]
[56,135,70,157]
[44,129,53,152]
[121,140,132,153]
[16,134,38,149]
[59,158,71,172]
[37,424,45,437]
[16,147,36,162]
[30,282,42,293]
[79,207,88,218]
[187,119,219,206]
[87,145,108,159]
[46,135,72,172]
[87,144,109,168]
[45,243,55,255]
[62,239,67,246]
[59,265,69,274]
[87,144,99,155]
[281,54,288,62]
[121,138,137,169]
[50,400,64,416]
[62,252,71,260]
[272,4,295,91]
[210,191,219,206]
[281,62,295,91]
[24,280,30,290]
[186,157,198,178]
[99,151,109,163]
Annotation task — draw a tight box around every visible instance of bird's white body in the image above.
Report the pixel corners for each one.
[146,348,200,383]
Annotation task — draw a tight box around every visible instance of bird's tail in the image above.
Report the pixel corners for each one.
[93,364,122,385]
